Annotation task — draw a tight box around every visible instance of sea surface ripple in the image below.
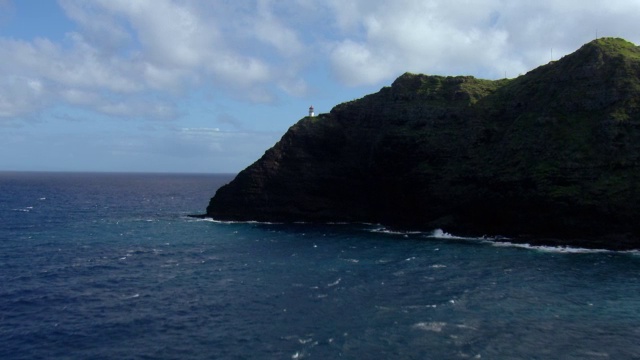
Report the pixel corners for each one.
[1,172,639,359]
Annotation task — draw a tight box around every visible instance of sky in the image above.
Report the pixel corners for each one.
[1,0,640,173]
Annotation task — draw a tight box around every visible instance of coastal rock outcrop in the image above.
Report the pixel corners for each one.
[206,38,640,250]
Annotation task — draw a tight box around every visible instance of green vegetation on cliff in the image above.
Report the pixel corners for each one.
[206,38,640,250]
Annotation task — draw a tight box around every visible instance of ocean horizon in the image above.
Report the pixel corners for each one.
[2,171,639,359]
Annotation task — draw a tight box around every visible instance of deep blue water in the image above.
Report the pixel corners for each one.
[1,172,640,359]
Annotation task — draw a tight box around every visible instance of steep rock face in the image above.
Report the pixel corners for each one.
[207,38,640,249]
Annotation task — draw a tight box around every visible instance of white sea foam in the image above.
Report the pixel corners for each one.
[580,350,610,358]
[196,218,245,224]
[327,278,341,287]
[196,217,283,225]
[491,241,612,254]
[413,322,447,332]
[403,304,438,310]
[455,324,478,331]
[428,229,471,240]
[428,229,627,254]
[369,227,423,236]
[194,219,637,254]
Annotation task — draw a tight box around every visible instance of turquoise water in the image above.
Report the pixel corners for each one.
[1,172,639,359]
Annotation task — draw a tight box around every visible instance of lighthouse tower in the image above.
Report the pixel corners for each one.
[308,105,315,117]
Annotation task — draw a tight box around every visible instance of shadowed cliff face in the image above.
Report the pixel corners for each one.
[207,38,640,250]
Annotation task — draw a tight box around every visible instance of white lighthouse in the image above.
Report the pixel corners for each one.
[308,105,315,117]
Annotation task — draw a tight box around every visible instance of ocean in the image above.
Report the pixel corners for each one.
[1,172,639,359]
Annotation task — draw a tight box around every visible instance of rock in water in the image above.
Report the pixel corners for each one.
[206,38,640,250]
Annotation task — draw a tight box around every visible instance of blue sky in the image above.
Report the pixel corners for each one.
[1,0,640,173]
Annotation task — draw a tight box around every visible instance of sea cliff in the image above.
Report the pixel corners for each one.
[205,38,640,250]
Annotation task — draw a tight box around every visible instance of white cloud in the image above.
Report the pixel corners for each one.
[3,0,640,122]
[4,0,640,172]
[208,55,271,86]
[90,0,213,68]
[278,77,310,97]
[324,0,640,85]
[0,35,148,119]
[58,0,132,54]
[326,0,518,84]
[0,0,302,121]
[0,76,49,117]
[254,0,305,58]
[329,40,394,86]
[59,89,99,106]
